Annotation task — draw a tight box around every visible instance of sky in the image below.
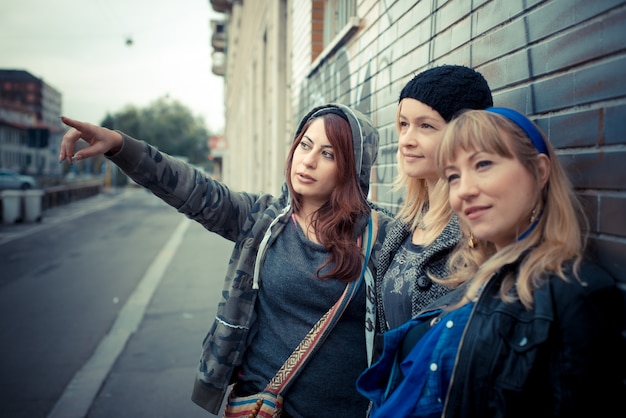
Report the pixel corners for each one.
[0,0,225,132]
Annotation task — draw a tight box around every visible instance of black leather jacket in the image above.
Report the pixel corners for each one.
[433,260,625,418]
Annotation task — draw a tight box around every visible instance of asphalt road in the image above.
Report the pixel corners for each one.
[0,187,232,418]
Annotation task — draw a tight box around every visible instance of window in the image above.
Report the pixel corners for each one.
[310,0,359,70]
[323,0,357,47]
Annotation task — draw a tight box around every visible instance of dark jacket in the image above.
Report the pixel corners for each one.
[359,259,625,417]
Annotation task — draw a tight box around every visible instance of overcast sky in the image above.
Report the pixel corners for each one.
[0,0,225,132]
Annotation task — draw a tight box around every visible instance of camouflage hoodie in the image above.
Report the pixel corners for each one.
[108,103,386,414]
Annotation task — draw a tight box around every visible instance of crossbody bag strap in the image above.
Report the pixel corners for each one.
[264,213,377,395]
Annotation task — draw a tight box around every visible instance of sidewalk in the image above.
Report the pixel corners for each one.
[83,217,232,418]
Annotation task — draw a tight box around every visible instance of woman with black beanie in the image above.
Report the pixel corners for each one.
[374,65,493,348]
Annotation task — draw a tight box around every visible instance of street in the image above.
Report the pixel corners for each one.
[0,187,232,418]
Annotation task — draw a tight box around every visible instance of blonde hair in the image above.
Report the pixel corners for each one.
[393,103,455,243]
[435,110,586,309]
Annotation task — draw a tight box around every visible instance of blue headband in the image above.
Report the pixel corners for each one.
[485,107,549,157]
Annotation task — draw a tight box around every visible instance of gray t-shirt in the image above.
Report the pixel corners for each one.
[381,234,425,329]
[238,218,368,418]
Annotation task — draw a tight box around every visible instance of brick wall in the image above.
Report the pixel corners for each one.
[293,0,626,289]
[217,0,626,320]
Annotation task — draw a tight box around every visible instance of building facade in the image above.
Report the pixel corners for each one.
[0,69,64,179]
[209,0,626,285]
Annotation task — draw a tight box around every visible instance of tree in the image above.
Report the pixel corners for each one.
[101,96,211,166]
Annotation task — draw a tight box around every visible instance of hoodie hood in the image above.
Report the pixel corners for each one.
[293,103,379,197]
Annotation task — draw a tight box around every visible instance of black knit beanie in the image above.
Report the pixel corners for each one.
[399,65,493,122]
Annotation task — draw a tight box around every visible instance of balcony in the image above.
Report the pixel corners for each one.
[211,20,227,52]
[211,51,226,76]
[210,0,241,13]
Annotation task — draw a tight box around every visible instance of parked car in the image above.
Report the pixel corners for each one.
[0,169,38,190]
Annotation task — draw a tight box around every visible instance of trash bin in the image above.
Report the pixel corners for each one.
[23,189,44,222]
[0,190,23,224]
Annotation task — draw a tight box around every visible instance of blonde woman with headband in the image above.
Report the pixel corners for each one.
[357,108,625,417]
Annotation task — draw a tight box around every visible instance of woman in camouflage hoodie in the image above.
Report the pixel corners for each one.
[59,103,391,418]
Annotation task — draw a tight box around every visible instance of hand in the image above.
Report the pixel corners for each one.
[59,116,124,163]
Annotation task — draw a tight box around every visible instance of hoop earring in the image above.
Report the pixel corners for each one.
[468,232,475,249]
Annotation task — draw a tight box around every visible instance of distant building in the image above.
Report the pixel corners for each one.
[0,69,64,179]
[208,134,227,180]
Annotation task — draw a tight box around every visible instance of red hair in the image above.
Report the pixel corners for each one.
[286,113,369,282]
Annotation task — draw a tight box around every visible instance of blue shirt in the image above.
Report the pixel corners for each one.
[357,303,473,417]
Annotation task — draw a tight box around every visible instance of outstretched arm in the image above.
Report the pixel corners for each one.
[59,116,123,163]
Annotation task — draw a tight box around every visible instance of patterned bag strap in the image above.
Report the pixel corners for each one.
[265,212,378,395]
